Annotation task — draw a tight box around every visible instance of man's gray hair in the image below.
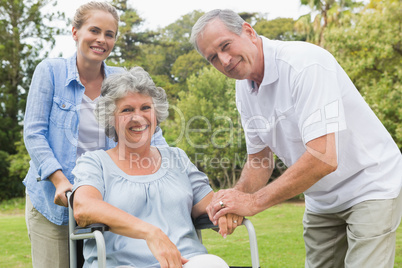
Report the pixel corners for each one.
[190,9,245,55]
[95,66,169,142]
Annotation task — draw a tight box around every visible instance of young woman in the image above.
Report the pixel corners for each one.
[23,2,166,267]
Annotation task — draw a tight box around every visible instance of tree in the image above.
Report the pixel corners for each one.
[146,10,205,80]
[163,67,246,189]
[294,13,317,42]
[107,0,159,68]
[324,0,402,149]
[0,0,61,154]
[5,138,30,200]
[254,17,299,41]
[299,0,364,45]
[171,50,208,84]
[136,10,208,115]
[0,0,63,200]
[238,12,259,25]
[0,151,10,201]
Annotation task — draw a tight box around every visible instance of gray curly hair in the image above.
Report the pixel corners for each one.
[95,66,169,142]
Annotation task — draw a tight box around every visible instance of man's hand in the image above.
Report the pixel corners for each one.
[206,189,259,225]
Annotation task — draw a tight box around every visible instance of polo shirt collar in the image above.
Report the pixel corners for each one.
[246,36,279,94]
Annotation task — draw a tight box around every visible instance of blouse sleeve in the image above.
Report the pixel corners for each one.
[72,151,106,196]
[176,148,212,206]
[151,127,168,147]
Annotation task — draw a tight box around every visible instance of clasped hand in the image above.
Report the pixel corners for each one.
[216,213,244,238]
[206,189,258,226]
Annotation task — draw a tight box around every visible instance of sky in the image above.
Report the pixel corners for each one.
[46,0,311,58]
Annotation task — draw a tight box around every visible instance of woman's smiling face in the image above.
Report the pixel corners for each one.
[113,92,157,148]
[72,10,117,63]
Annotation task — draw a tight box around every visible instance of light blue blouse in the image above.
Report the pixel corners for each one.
[72,146,212,268]
[23,53,167,225]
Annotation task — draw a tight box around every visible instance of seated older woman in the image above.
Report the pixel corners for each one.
[71,67,242,268]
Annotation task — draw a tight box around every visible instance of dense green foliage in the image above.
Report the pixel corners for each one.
[5,138,31,199]
[164,67,245,188]
[0,0,63,201]
[298,0,364,44]
[254,17,300,41]
[0,0,400,200]
[324,0,402,147]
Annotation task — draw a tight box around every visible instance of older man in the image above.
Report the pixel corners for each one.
[190,9,402,268]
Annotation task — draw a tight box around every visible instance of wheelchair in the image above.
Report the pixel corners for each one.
[67,191,260,268]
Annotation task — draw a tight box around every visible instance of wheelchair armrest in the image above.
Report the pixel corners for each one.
[66,191,110,236]
[193,214,218,229]
[194,214,261,268]
[67,190,109,268]
[74,223,110,235]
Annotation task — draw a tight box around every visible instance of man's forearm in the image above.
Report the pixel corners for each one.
[253,134,338,212]
[234,165,272,193]
[234,147,274,193]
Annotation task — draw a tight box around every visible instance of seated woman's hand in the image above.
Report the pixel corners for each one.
[145,227,189,267]
[217,213,244,238]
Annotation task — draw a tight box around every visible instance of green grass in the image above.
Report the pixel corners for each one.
[0,215,32,267]
[0,198,401,267]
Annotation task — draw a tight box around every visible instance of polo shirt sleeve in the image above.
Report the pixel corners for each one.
[292,56,347,145]
[240,112,268,155]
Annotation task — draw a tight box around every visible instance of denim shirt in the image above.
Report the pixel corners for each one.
[23,53,167,225]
